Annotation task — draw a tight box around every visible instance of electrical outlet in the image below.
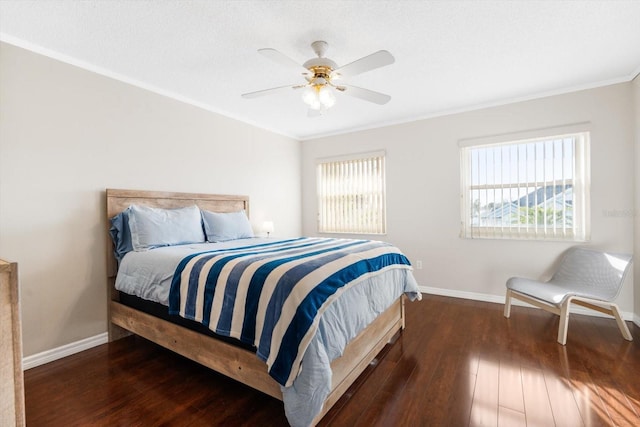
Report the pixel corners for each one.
[416,260,423,270]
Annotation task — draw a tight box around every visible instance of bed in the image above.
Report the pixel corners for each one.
[106,189,420,426]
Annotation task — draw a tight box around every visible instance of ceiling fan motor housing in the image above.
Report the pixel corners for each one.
[304,41,339,85]
[303,58,338,73]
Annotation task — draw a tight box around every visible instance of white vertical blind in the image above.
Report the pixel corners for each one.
[317,152,386,234]
[460,131,589,240]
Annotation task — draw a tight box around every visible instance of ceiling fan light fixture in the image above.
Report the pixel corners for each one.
[318,85,336,109]
[302,84,335,110]
[301,86,320,109]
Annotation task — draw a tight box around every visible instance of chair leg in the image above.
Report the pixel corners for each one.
[610,303,633,341]
[557,300,570,345]
[504,290,512,318]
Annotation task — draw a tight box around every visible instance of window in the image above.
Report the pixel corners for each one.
[460,126,590,240]
[317,151,386,234]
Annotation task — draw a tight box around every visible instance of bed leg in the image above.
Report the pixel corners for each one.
[108,321,131,341]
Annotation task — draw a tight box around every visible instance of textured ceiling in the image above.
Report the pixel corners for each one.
[1,0,640,140]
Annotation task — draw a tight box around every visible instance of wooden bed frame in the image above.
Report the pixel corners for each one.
[106,188,405,425]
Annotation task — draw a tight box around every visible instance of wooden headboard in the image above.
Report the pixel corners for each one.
[105,188,250,280]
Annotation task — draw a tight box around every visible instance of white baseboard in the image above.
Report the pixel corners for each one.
[20,288,640,371]
[419,285,636,322]
[23,332,108,371]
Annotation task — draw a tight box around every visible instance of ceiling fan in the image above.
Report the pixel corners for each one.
[241,41,394,115]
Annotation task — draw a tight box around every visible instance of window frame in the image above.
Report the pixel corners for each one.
[316,150,387,235]
[459,124,591,241]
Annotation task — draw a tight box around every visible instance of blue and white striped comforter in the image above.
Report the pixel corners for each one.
[168,237,413,387]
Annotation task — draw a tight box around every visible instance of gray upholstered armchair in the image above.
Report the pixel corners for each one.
[504,247,633,345]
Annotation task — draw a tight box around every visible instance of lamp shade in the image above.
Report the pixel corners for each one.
[262,221,274,235]
[301,84,335,111]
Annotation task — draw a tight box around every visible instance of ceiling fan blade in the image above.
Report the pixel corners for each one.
[241,85,298,99]
[332,50,395,78]
[341,85,391,105]
[258,48,310,75]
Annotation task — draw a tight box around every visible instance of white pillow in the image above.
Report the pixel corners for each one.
[201,210,254,242]
[128,204,205,251]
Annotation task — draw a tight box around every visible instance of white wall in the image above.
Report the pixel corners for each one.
[302,83,635,314]
[0,42,302,356]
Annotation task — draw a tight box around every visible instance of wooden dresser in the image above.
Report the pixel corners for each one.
[0,260,25,426]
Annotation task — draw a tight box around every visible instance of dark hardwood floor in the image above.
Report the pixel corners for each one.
[24,295,640,426]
